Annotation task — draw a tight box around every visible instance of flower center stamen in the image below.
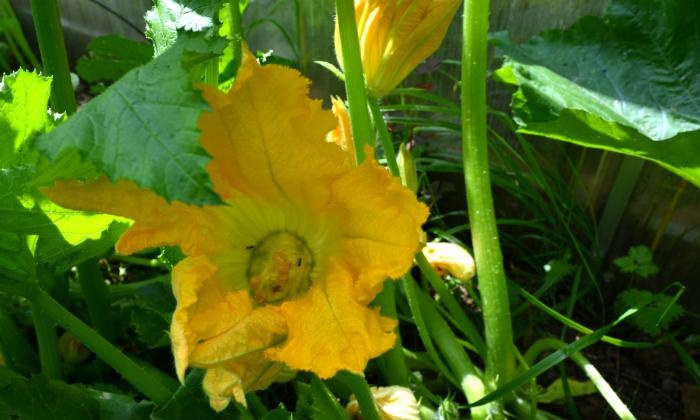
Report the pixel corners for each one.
[246,231,314,305]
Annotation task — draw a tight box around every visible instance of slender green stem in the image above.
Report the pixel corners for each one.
[77,259,116,342]
[310,375,350,419]
[402,275,457,386]
[227,0,243,77]
[334,0,373,164]
[204,59,219,85]
[1,26,26,67]
[29,0,76,114]
[0,278,174,404]
[31,301,61,379]
[0,306,38,372]
[1,0,41,68]
[293,0,308,73]
[415,252,486,359]
[515,283,663,349]
[404,274,488,417]
[336,0,408,386]
[368,95,408,385]
[336,371,381,420]
[375,281,409,386]
[462,0,516,395]
[245,393,268,418]
[110,255,167,268]
[525,338,636,420]
[70,274,170,300]
[27,260,61,379]
[367,96,400,176]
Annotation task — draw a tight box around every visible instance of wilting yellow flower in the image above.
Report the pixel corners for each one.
[43,50,428,410]
[347,386,421,420]
[335,0,461,97]
[423,241,475,282]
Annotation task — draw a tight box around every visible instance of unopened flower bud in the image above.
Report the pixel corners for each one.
[397,143,418,193]
[423,241,475,282]
[347,386,420,420]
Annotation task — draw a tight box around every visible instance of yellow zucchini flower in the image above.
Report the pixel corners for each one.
[335,0,461,97]
[43,50,428,410]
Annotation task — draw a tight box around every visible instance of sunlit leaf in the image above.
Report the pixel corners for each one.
[37,33,225,206]
[0,71,54,166]
[1,70,128,274]
[146,0,224,56]
[493,0,700,186]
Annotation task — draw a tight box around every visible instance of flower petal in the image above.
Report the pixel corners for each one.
[265,262,397,378]
[41,178,217,255]
[202,366,246,411]
[171,255,218,382]
[170,255,288,380]
[202,357,292,411]
[331,158,429,304]
[198,49,351,206]
[326,96,355,157]
[189,304,286,367]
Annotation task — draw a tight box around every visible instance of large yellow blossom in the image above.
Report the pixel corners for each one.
[335,0,461,97]
[43,51,428,410]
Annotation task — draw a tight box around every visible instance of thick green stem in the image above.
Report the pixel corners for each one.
[461,0,516,394]
[77,259,116,342]
[367,96,400,176]
[334,0,373,164]
[29,0,76,114]
[336,371,381,420]
[0,278,174,404]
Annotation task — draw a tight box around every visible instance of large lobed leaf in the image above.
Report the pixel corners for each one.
[37,33,225,206]
[146,0,223,56]
[0,71,127,277]
[76,34,154,91]
[0,71,54,166]
[493,0,700,187]
[0,367,155,420]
